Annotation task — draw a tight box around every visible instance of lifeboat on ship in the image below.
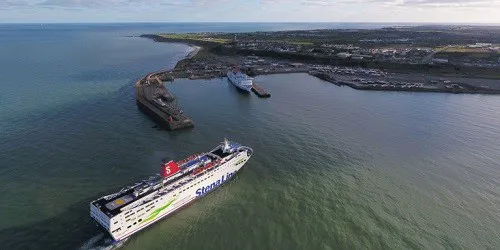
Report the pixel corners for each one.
[192,161,217,176]
[176,154,200,166]
[203,162,214,171]
[193,167,203,175]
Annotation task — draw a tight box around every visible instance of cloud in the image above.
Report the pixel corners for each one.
[1,0,498,10]
[38,0,169,8]
[264,0,500,7]
[39,0,115,8]
[301,0,337,5]
[37,0,229,8]
[0,0,227,9]
[0,0,37,7]
[393,0,500,7]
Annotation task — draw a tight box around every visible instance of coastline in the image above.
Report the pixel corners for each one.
[141,34,500,95]
[186,45,201,59]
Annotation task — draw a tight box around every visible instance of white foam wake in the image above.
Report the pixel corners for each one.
[79,233,128,250]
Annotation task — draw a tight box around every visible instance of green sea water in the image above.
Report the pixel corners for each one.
[0,24,499,250]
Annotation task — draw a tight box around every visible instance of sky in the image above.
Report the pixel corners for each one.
[0,0,499,23]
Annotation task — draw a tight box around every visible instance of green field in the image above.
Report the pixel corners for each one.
[159,33,229,44]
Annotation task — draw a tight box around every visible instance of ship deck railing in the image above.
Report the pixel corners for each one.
[102,148,244,214]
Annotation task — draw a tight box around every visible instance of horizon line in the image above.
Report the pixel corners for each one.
[1,21,500,25]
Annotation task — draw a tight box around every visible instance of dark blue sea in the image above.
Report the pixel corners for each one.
[1,23,499,250]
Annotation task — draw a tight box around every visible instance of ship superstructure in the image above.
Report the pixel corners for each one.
[90,139,253,241]
[227,69,253,92]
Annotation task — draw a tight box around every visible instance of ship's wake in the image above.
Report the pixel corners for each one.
[79,233,128,250]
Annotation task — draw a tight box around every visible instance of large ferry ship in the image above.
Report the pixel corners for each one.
[227,69,253,92]
[90,139,253,241]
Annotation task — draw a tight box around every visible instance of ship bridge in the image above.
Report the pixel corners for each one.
[210,140,252,158]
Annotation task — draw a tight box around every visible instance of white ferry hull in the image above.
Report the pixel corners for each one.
[90,140,252,242]
[113,155,249,241]
[228,77,252,92]
[227,71,253,92]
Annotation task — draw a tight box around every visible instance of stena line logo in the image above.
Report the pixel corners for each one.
[196,172,235,197]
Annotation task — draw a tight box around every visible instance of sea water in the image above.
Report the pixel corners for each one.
[0,23,499,249]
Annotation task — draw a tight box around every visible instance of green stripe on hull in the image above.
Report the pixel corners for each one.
[141,198,176,224]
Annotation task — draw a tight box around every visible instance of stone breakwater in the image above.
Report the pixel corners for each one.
[135,71,194,130]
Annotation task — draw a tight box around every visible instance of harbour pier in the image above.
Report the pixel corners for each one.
[135,71,194,130]
[251,83,271,98]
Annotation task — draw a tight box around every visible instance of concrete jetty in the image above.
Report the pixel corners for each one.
[135,71,194,130]
[251,83,271,98]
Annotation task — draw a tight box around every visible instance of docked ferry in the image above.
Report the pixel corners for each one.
[227,69,253,92]
[90,139,253,241]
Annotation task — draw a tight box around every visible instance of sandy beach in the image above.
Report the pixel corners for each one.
[186,45,201,58]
